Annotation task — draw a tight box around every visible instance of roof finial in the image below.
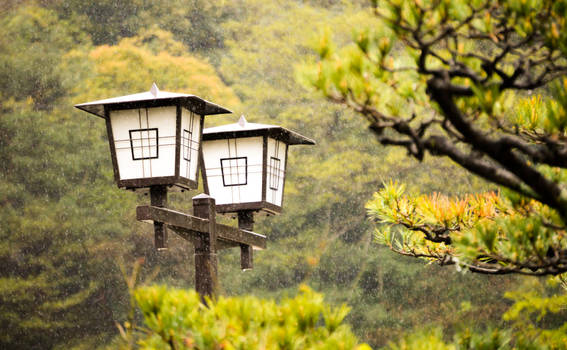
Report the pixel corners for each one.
[150,83,159,97]
[238,115,247,127]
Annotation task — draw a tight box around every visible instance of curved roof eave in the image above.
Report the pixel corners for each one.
[74,85,232,118]
[203,116,315,145]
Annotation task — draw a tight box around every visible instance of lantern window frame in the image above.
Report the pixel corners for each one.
[268,156,281,191]
[220,156,248,187]
[182,129,194,162]
[129,127,159,160]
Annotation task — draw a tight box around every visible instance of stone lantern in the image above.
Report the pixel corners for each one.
[75,83,231,191]
[202,115,315,215]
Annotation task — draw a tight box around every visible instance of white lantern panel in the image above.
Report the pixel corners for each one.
[203,137,263,205]
[265,137,287,207]
[111,107,176,180]
[179,107,201,181]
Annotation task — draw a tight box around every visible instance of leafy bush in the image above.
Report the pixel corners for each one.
[128,285,370,350]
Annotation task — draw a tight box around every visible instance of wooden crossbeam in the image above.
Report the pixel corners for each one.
[136,205,267,250]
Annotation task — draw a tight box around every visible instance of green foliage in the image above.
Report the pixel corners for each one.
[66,29,240,107]
[129,281,567,349]
[387,314,567,350]
[367,181,567,275]
[50,0,145,45]
[0,0,547,349]
[503,278,567,348]
[133,0,234,53]
[0,11,240,348]
[387,328,456,350]
[511,79,567,135]
[389,328,519,350]
[0,102,132,349]
[0,5,87,110]
[215,2,509,347]
[300,0,567,276]
[131,285,370,350]
[49,0,239,54]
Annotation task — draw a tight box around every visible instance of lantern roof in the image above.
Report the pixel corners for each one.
[203,116,315,145]
[74,83,232,118]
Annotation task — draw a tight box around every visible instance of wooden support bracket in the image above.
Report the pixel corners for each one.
[136,205,267,250]
[136,195,267,301]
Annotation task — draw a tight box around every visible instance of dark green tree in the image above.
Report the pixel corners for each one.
[0,102,133,348]
[0,5,87,110]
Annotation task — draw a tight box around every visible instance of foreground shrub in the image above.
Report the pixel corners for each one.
[131,285,370,350]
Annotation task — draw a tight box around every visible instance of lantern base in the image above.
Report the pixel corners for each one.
[215,201,281,215]
[120,176,198,192]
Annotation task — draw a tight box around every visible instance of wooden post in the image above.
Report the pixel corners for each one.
[238,211,254,270]
[192,194,218,301]
[150,185,168,250]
